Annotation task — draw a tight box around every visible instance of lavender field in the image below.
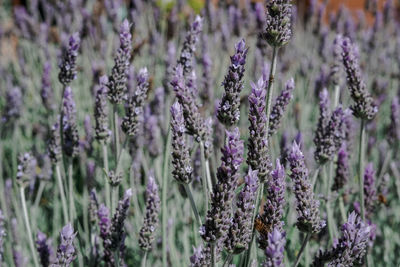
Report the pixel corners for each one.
[0,0,399,266]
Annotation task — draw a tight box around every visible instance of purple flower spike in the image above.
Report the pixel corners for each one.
[363,163,377,219]
[1,86,22,124]
[288,142,325,234]
[16,152,36,187]
[36,230,54,267]
[263,228,286,267]
[54,223,77,266]
[201,127,244,243]
[330,34,343,86]
[107,19,132,104]
[217,39,248,126]
[48,119,61,164]
[62,87,79,158]
[139,176,160,251]
[247,76,271,183]
[262,0,293,47]
[41,61,55,112]
[259,159,286,249]
[225,168,259,254]
[94,75,111,141]
[177,15,203,75]
[58,32,80,86]
[314,88,330,157]
[341,37,378,120]
[170,102,193,184]
[332,143,350,191]
[171,65,205,142]
[269,78,295,136]
[313,212,371,266]
[121,68,149,136]
[98,204,113,265]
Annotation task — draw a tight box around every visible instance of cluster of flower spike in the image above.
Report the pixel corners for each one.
[94,75,111,141]
[53,224,77,266]
[262,0,292,47]
[121,68,150,136]
[312,212,371,266]
[58,32,80,86]
[62,87,79,158]
[288,142,325,234]
[217,39,248,126]
[170,101,193,184]
[107,19,132,104]
[225,168,259,254]
[341,37,378,120]
[201,128,244,243]
[247,76,271,183]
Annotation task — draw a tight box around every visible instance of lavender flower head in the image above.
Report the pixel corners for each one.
[225,168,259,254]
[330,34,342,86]
[41,61,55,112]
[121,68,149,136]
[313,212,371,266]
[177,15,203,75]
[62,87,79,158]
[58,32,80,86]
[170,101,193,184]
[139,176,160,251]
[247,76,271,183]
[1,86,22,124]
[16,152,36,187]
[332,142,350,191]
[314,88,330,157]
[36,230,54,267]
[94,75,111,141]
[201,128,244,243]
[48,119,61,164]
[97,204,113,265]
[54,223,76,266]
[263,228,286,267]
[217,39,248,126]
[341,37,378,120]
[110,189,132,252]
[315,106,345,164]
[269,78,295,136]
[107,19,132,104]
[190,245,209,267]
[363,163,377,219]
[262,0,292,47]
[171,65,205,141]
[288,142,325,233]
[259,159,286,249]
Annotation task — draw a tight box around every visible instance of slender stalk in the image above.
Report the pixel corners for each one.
[199,141,209,213]
[111,186,118,214]
[200,141,213,197]
[33,180,46,208]
[339,194,347,222]
[311,167,320,190]
[162,127,172,267]
[102,143,111,209]
[211,243,216,267]
[323,165,335,243]
[223,254,233,267]
[68,159,75,223]
[293,233,311,267]
[333,84,340,107]
[141,251,148,267]
[184,184,202,226]
[59,86,67,176]
[114,251,120,267]
[20,187,40,267]
[115,138,128,173]
[56,164,69,224]
[113,105,120,166]
[358,120,366,220]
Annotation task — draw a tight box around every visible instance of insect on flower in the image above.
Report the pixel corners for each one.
[254,214,271,237]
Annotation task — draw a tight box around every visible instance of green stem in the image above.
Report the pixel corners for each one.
[33,180,46,209]
[184,184,202,226]
[323,165,335,243]
[102,143,111,209]
[68,159,75,223]
[114,251,120,267]
[211,243,216,267]
[141,251,148,267]
[200,141,210,208]
[162,127,172,267]
[56,164,69,224]
[358,120,366,220]
[333,84,340,107]
[111,186,118,214]
[311,167,320,190]
[339,194,347,222]
[222,254,233,267]
[293,233,311,267]
[113,105,120,167]
[20,187,40,267]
